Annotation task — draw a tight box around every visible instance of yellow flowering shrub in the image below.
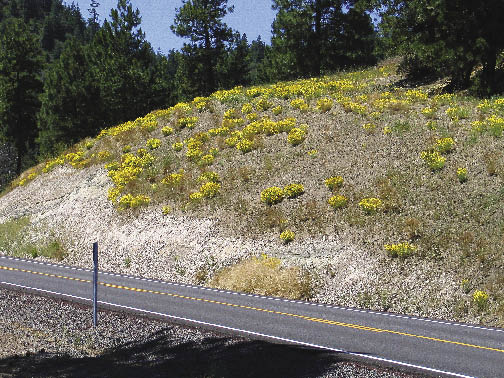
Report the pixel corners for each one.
[272,105,283,115]
[280,229,295,244]
[246,112,258,121]
[236,138,254,153]
[241,103,253,114]
[384,242,416,258]
[445,106,469,120]
[42,156,65,173]
[161,126,174,136]
[473,290,490,311]
[324,176,344,191]
[162,205,171,215]
[421,107,437,119]
[420,150,446,171]
[172,142,184,151]
[316,98,333,112]
[189,192,204,201]
[363,123,376,133]
[283,184,304,199]
[146,138,161,150]
[405,89,428,103]
[432,93,454,106]
[199,154,214,166]
[118,194,151,210]
[212,86,244,103]
[435,137,455,154]
[328,195,348,209]
[287,128,306,146]
[177,116,198,129]
[359,197,383,214]
[255,97,273,111]
[122,145,132,153]
[222,117,245,129]
[261,187,285,205]
[198,171,220,183]
[199,181,221,198]
[457,167,467,183]
[290,98,309,112]
[161,170,184,186]
[208,126,230,136]
[341,101,367,114]
[192,96,209,111]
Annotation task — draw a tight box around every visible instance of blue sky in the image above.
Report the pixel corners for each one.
[68,0,277,54]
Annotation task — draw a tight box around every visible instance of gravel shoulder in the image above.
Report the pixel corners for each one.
[0,288,421,378]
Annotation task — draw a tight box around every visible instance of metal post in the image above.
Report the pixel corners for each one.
[93,242,98,328]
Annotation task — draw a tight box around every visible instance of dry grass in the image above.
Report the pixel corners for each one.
[210,255,312,300]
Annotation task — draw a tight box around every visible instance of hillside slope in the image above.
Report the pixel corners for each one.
[1,60,503,326]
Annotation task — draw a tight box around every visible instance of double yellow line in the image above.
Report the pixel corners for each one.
[2,264,503,354]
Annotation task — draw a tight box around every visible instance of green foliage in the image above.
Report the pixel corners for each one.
[377,0,504,93]
[171,0,235,96]
[269,0,377,80]
[283,183,304,199]
[0,18,43,173]
[261,187,285,205]
[280,229,295,244]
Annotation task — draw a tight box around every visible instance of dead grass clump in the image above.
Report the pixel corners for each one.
[210,255,312,300]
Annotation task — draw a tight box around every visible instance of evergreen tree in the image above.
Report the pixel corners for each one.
[248,36,267,84]
[218,32,251,88]
[0,18,43,173]
[171,0,235,96]
[374,0,504,93]
[87,0,159,127]
[37,37,100,156]
[270,0,376,80]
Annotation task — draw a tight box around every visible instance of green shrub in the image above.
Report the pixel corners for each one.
[420,150,446,171]
[472,290,489,311]
[384,242,416,258]
[283,183,304,199]
[328,195,348,209]
[280,229,295,244]
[359,197,383,214]
[324,176,344,191]
[261,187,285,205]
[287,128,306,146]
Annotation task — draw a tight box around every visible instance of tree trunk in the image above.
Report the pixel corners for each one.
[482,49,497,95]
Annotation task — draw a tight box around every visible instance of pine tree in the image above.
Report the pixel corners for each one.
[270,0,376,80]
[171,0,235,96]
[0,18,43,173]
[375,0,504,93]
[87,0,159,127]
[37,38,100,156]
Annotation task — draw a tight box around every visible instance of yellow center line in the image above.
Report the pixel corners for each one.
[3,264,504,354]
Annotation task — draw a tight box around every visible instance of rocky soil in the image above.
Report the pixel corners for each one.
[0,165,471,324]
[0,288,421,378]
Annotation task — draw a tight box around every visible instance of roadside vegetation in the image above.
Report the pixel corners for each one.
[4,58,503,323]
[0,217,67,261]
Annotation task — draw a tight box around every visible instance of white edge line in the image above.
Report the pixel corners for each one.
[0,281,474,378]
[1,255,503,334]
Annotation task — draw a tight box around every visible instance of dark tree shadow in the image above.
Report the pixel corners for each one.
[0,328,349,378]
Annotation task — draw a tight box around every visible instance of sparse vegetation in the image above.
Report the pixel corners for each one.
[210,254,312,300]
[4,59,504,325]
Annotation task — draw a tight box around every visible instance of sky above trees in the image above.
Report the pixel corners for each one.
[66,0,277,53]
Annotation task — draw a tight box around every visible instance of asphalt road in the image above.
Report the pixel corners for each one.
[1,255,503,378]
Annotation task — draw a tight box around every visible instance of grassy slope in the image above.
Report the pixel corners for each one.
[6,59,504,324]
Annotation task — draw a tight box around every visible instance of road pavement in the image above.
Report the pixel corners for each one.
[1,255,503,378]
